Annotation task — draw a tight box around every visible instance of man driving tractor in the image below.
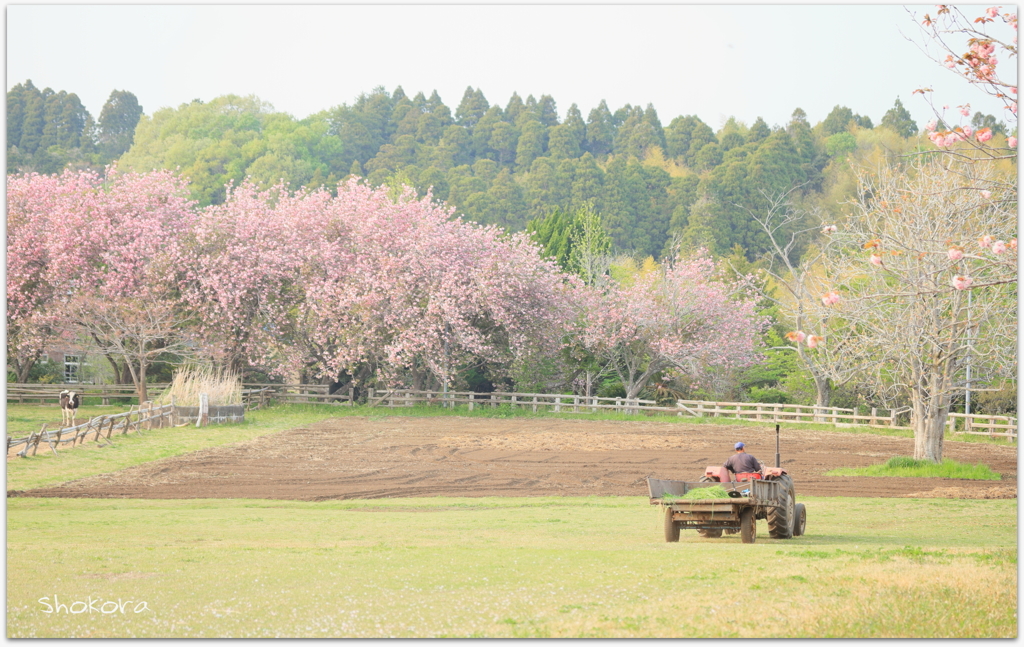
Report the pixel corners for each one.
[724,442,763,476]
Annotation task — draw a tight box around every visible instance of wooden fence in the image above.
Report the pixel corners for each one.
[14,382,1013,441]
[237,385,912,428]
[7,402,177,458]
[7,383,170,405]
[947,412,1018,442]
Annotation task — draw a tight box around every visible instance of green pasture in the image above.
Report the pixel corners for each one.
[6,405,344,491]
[6,496,1017,638]
[828,456,1003,480]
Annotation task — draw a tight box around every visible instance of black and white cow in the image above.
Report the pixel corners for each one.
[59,390,81,427]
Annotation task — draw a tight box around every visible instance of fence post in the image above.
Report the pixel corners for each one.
[554,396,561,414]
[196,393,209,428]
[532,396,538,413]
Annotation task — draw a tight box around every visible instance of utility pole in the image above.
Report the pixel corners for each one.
[965,289,972,416]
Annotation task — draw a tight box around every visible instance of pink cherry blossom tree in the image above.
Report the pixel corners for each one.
[6,168,196,398]
[912,5,1018,160]
[814,156,1016,462]
[179,178,576,391]
[293,180,576,390]
[581,251,764,401]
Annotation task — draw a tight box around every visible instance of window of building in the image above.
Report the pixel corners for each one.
[64,354,80,383]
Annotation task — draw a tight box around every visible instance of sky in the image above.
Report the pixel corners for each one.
[6,3,1018,132]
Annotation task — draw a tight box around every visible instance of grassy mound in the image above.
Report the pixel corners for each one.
[827,456,1001,480]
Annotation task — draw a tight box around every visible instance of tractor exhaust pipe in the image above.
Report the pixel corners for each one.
[775,423,781,468]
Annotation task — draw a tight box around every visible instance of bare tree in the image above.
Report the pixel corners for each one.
[748,188,862,417]
[68,297,195,404]
[814,155,1016,461]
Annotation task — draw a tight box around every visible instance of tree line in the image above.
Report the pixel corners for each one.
[6,81,144,174]
[12,80,1011,263]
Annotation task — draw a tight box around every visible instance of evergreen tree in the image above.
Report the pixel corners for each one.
[570,152,604,211]
[98,89,144,160]
[535,94,559,127]
[584,100,615,157]
[516,119,547,169]
[471,105,504,160]
[455,86,489,130]
[747,116,771,143]
[880,98,918,138]
[971,111,1007,136]
[489,120,520,166]
[504,92,526,123]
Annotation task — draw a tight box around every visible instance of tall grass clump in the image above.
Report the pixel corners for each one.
[827,456,1002,480]
[157,365,241,407]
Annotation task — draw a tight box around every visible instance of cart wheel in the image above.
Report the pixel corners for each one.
[792,503,807,536]
[740,508,756,544]
[698,528,723,538]
[664,507,680,542]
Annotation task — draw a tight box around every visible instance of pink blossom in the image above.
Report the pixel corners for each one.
[806,335,824,349]
[925,119,938,132]
[963,125,973,137]
[951,275,973,290]
[980,234,995,248]
[960,106,971,117]
[948,247,964,261]
[870,253,884,266]
[976,128,994,142]
[943,133,960,147]
[785,330,806,344]
[1008,136,1017,148]
[980,190,992,199]
[987,6,999,18]
[1010,239,1017,251]
[992,240,1007,254]
[821,291,841,306]
[822,224,838,234]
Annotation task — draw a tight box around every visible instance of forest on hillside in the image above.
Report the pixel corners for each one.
[8,80,1013,262]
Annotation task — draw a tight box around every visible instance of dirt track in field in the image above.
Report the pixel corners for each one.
[11,417,1018,500]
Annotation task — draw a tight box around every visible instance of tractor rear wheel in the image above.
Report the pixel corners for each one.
[740,507,756,543]
[664,507,680,542]
[768,475,795,539]
[793,503,807,536]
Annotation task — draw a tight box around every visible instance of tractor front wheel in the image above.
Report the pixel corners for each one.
[664,507,680,542]
[740,507,756,544]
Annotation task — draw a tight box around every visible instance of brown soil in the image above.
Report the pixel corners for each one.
[11,416,1018,500]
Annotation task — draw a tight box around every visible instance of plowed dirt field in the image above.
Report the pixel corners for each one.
[12,416,1018,500]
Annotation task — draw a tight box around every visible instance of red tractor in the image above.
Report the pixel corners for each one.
[647,425,807,544]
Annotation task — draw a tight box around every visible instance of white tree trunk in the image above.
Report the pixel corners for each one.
[912,390,950,463]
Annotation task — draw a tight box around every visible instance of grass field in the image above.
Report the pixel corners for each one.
[7,404,1017,637]
[827,456,1003,480]
[6,495,1016,638]
[6,405,345,491]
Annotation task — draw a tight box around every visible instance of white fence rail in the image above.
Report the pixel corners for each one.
[947,412,1017,441]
